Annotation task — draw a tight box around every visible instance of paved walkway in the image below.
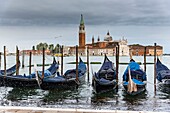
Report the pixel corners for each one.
[0,106,168,113]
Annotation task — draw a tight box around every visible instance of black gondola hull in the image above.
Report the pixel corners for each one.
[40,79,77,90]
[123,83,146,95]
[0,58,58,88]
[1,76,38,88]
[93,79,117,93]
[156,58,170,87]
[92,55,117,93]
[39,57,86,90]
[40,73,86,90]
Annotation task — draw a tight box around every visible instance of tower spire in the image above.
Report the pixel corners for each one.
[80,14,84,25]
[92,36,94,44]
[107,30,110,35]
[98,36,100,42]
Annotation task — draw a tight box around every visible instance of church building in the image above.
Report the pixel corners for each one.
[69,14,129,56]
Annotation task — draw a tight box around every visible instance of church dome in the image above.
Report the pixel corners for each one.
[104,31,112,42]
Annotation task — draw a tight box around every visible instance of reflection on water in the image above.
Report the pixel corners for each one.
[158,85,170,95]
[122,90,148,111]
[91,91,118,103]
[0,56,169,112]
[7,87,38,101]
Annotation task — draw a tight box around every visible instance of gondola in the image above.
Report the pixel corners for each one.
[1,57,59,88]
[0,61,20,76]
[156,58,170,87]
[39,57,86,90]
[123,59,147,95]
[92,55,117,93]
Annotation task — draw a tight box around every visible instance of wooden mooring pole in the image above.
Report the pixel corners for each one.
[4,46,6,76]
[116,44,119,92]
[76,45,78,81]
[42,48,45,79]
[154,43,157,96]
[87,46,89,81]
[22,51,25,68]
[144,46,146,72]
[61,45,63,75]
[16,46,19,75]
[29,52,32,75]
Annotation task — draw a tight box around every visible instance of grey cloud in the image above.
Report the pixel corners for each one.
[0,0,170,26]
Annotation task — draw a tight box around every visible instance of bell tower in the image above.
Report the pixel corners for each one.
[79,14,86,48]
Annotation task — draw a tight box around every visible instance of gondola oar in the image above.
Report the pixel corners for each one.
[127,66,137,93]
[34,64,41,88]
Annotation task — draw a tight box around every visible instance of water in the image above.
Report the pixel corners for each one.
[0,55,169,112]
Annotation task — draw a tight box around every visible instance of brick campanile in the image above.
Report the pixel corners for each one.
[79,14,86,48]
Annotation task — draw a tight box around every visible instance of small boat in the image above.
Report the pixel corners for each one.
[123,59,147,95]
[1,57,59,88]
[0,61,20,76]
[156,58,170,87]
[92,55,117,93]
[39,57,86,90]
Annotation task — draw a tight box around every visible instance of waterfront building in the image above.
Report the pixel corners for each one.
[129,44,163,56]
[146,45,163,56]
[85,35,129,56]
[63,46,71,56]
[20,50,51,55]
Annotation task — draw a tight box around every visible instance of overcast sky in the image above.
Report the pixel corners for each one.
[1,0,170,26]
[0,0,170,53]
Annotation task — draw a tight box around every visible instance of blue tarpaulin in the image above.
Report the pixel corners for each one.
[156,58,170,82]
[96,55,116,79]
[123,59,147,81]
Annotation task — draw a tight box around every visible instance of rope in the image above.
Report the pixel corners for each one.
[146,81,159,85]
[90,63,94,75]
[119,80,159,86]
[74,79,80,85]
[45,55,53,62]
[113,81,124,89]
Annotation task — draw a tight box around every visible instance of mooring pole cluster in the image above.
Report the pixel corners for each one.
[0,43,160,96]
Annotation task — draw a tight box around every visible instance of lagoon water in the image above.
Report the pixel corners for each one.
[0,55,169,112]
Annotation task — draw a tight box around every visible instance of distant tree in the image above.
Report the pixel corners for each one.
[36,42,48,50]
[32,46,35,50]
[39,43,44,50]
[54,44,61,53]
[43,43,48,49]
[36,44,40,50]
[49,44,54,53]
[54,45,57,53]
[35,43,61,53]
